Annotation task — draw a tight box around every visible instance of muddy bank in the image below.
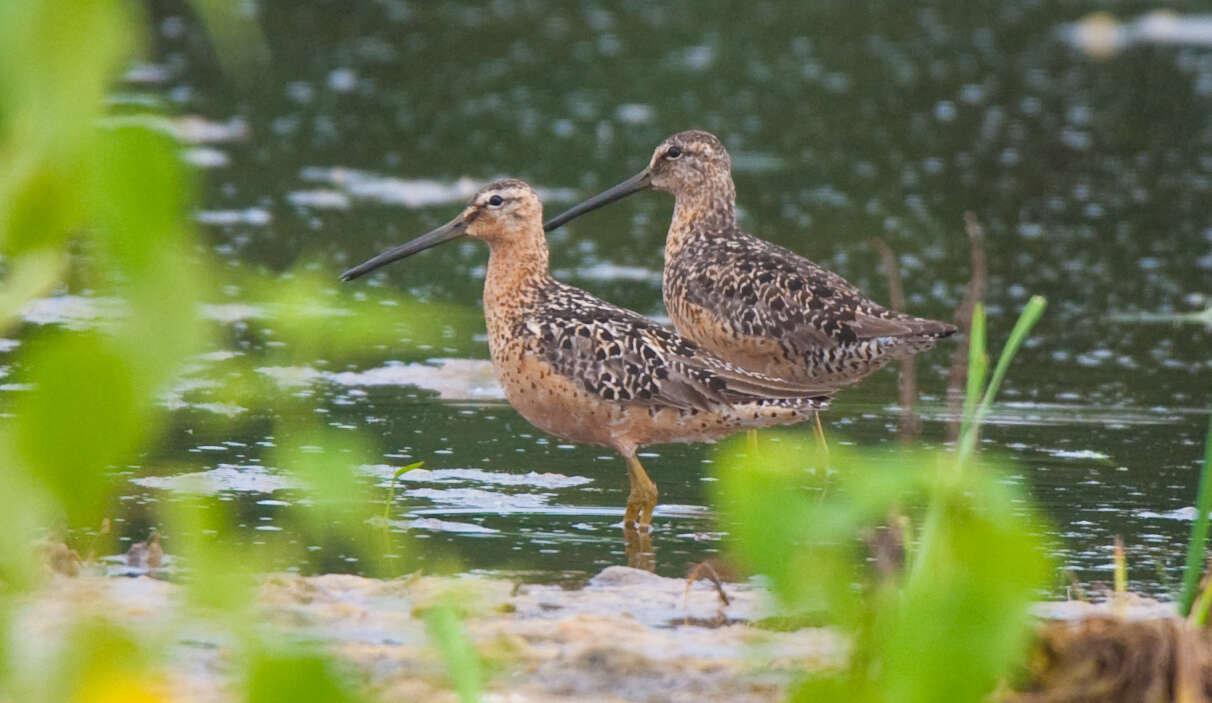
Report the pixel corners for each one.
[17,566,845,702]
[19,561,1190,702]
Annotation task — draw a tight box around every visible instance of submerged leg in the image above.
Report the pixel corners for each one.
[746,428,759,454]
[812,411,830,456]
[622,452,659,529]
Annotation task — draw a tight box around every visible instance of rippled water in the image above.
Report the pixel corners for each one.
[6,2,1212,595]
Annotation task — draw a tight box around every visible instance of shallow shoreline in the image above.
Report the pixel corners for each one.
[17,566,1176,702]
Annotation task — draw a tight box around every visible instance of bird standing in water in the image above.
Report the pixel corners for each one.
[544,131,956,441]
[342,179,834,530]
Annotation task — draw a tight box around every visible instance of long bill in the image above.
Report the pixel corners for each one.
[340,217,467,281]
[542,168,653,232]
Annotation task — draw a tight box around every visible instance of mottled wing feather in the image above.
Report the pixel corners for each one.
[847,313,920,338]
[674,232,954,351]
[522,282,831,412]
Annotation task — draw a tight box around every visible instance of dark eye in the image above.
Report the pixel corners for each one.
[488,195,504,207]
[665,146,683,159]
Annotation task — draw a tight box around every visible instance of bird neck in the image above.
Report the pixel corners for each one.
[666,176,738,257]
[483,235,550,316]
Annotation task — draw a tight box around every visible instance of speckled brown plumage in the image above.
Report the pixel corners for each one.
[545,130,957,389]
[343,179,834,528]
[518,281,835,413]
[663,218,956,387]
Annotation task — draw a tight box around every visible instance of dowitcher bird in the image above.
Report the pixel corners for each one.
[342,179,834,529]
[544,130,957,394]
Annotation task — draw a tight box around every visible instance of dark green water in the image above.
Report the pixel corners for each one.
[10,1,1212,594]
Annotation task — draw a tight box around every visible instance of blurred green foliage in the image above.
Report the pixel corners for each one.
[715,440,1051,702]
[1180,414,1212,618]
[0,1,482,701]
[425,604,484,703]
[714,300,1054,702]
[244,648,371,703]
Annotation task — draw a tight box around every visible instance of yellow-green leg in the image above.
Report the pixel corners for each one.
[623,452,658,529]
[746,429,759,454]
[812,411,829,455]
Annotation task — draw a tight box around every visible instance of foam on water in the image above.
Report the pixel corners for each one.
[131,465,296,493]
[299,167,577,208]
[361,465,592,489]
[329,359,503,399]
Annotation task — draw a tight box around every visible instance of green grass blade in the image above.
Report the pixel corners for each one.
[382,461,424,523]
[976,296,1047,419]
[959,304,988,443]
[916,305,987,580]
[919,297,1046,580]
[958,296,1046,463]
[1113,537,1127,595]
[1179,411,1212,616]
[1189,578,1212,627]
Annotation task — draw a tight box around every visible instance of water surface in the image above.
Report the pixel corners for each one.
[7,1,1212,595]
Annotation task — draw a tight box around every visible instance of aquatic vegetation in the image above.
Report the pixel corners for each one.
[1014,419,1212,701]
[382,461,424,524]
[1180,415,1212,619]
[713,298,1053,702]
[424,604,484,703]
[715,300,1209,700]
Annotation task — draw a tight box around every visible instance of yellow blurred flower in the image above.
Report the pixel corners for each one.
[75,673,171,703]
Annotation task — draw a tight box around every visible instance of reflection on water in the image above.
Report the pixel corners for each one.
[3,1,1211,595]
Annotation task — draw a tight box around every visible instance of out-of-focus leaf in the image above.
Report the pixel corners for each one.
[164,497,259,616]
[0,0,132,137]
[0,155,88,254]
[28,621,155,703]
[8,333,148,523]
[268,427,408,575]
[191,0,270,82]
[425,604,483,703]
[715,433,1052,703]
[873,467,1050,703]
[244,647,369,703]
[241,268,478,360]
[0,461,51,591]
[713,437,923,624]
[87,123,210,386]
[87,126,188,277]
[0,0,133,254]
[273,428,375,527]
[0,248,64,331]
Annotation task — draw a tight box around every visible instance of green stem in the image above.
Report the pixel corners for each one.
[913,312,988,580]
[1179,412,1212,616]
[383,461,423,524]
[958,304,988,444]
[1113,537,1127,595]
[1189,577,1212,627]
[957,296,1047,464]
[913,297,1047,582]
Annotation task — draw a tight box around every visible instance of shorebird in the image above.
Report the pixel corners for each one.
[342,179,834,529]
[544,130,956,415]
